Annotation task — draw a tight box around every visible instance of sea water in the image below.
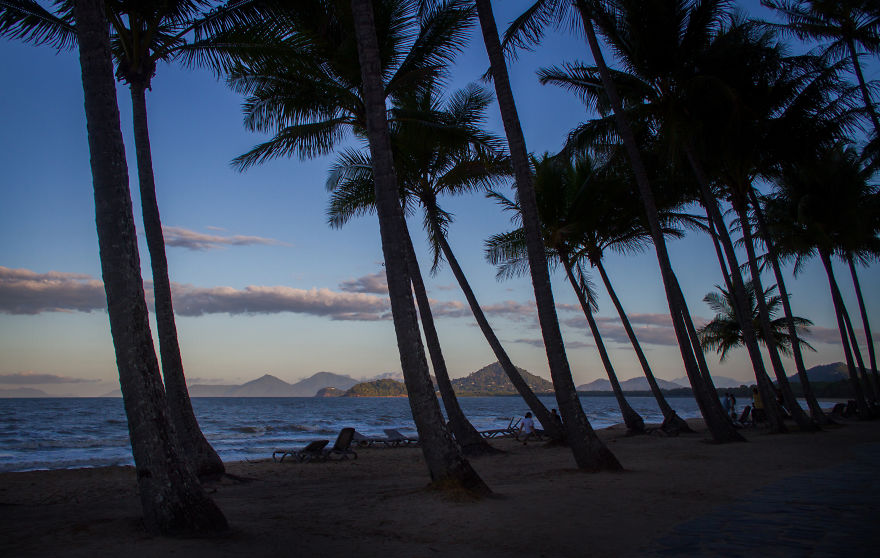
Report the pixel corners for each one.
[0,395,704,473]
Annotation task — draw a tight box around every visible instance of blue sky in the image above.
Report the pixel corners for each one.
[0,1,877,396]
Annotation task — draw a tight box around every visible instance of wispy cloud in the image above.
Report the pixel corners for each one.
[0,267,106,314]
[561,312,683,347]
[512,337,593,349]
[338,272,388,294]
[804,326,880,345]
[0,371,99,384]
[162,226,287,251]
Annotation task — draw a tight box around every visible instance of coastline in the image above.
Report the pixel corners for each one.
[1,419,878,557]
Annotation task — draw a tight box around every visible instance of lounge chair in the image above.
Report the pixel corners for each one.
[479,418,521,439]
[272,439,329,463]
[324,427,357,460]
[352,431,385,447]
[383,428,418,447]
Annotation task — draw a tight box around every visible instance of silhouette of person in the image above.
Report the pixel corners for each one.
[518,412,535,445]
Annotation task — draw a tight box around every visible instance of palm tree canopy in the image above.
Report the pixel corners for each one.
[698,280,815,361]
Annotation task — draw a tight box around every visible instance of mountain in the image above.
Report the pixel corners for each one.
[452,362,554,395]
[344,379,407,397]
[187,371,360,397]
[228,374,296,397]
[315,387,345,397]
[790,362,849,383]
[577,376,682,392]
[289,372,358,396]
[367,371,405,382]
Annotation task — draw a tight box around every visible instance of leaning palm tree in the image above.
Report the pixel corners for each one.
[698,282,816,362]
[762,0,880,136]
[72,0,227,534]
[327,83,563,441]
[0,0,275,477]
[502,0,744,442]
[473,0,621,470]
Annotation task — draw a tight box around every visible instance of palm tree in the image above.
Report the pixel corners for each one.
[764,143,878,415]
[485,154,646,434]
[504,0,744,442]
[762,0,880,136]
[72,0,227,534]
[326,84,563,441]
[474,0,621,470]
[698,282,815,360]
[0,0,275,477]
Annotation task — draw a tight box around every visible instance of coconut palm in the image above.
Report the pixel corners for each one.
[503,0,744,442]
[698,282,815,360]
[474,0,621,470]
[0,0,276,477]
[72,0,227,533]
[326,84,563,441]
[762,0,880,136]
[764,143,879,415]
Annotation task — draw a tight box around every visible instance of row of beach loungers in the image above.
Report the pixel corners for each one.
[273,420,524,462]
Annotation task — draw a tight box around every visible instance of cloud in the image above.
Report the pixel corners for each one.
[561,312,682,347]
[0,266,106,314]
[162,226,286,251]
[481,300,538,321]
[339,272,388,294]
[0,371,99,384]
[171,283,390,320]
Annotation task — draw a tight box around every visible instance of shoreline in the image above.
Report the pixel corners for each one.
[1,419,878,556]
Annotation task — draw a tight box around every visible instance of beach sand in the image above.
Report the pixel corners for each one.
[1,419,878,557]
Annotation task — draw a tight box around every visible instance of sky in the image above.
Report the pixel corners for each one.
[0,1,877,396]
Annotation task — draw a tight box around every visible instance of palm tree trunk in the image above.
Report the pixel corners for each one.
[475,0,621,470]
[686,147,787,433]
[401,221,497,456]
[847,255,880,394]
[434,229,562,440]
[819,249,870,416]
[738,207,818,431]
[560,255,644,433]
[848,39,880,136]
[74,0,227,534]
[595,260,693,433]
[129,81,225,478]
[840,287,877,402]
[574,1,742,443]
[748,189,830,424]
[351,0,489,494]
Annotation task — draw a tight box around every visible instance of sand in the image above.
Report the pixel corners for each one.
[1,419,878,557]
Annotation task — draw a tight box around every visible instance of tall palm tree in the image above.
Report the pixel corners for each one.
[485,154,646,434]
[72,0,227,534]
[762,0,880,136]
[326,84,563,441]
[698,282,815,360]
[504,0,744,442]
[764,143,878,415]
[351,0,489,494]
[474,0,621,470]
[0,0,274,477]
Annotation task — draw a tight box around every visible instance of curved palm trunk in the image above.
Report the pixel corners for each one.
[129,81,225,478]
[476,0,620,470]
[738,207,818,432]
[74,0,227,534]
[687,149,787,433]
[840,291,877,402]
[595,260,693,433]
[351,0,489,494]
[560,256,644,433]
[435,231,562,440]
[401,222,497,456]
[819,249,870,416]
[848,39,880,136]
[847,255,880,395]
[748,190,830,425]
[575,1,742,443]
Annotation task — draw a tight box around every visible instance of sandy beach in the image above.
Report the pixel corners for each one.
[1,419,878,557]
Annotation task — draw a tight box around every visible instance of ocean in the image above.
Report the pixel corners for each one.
[0,395,704,473]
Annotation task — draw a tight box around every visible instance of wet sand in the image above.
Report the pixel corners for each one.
[1,419,878,557]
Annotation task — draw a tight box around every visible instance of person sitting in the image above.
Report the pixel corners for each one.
[518,412,536,445]
[751,386,766,424]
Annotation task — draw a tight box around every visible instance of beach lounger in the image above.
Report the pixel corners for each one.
[272,439,329,463]
[323,427,358,460]
[353,431,385,447]
[479,418,521,439]
[383,428,418,447]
